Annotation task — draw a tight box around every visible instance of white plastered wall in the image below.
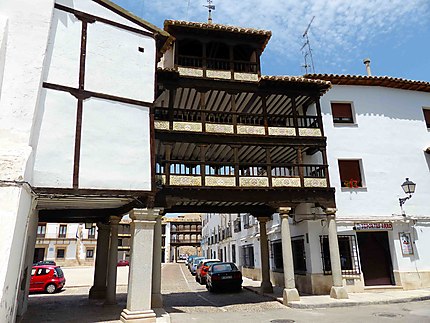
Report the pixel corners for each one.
[0,0,54,320]
[33,1,156,190]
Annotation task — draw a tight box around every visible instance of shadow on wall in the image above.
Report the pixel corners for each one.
[425,152,430,172]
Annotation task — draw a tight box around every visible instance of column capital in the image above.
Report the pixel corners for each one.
[97,222,110,231]
[109,216,122,225]
[257,216,270,223]
[130,208,163,222]
[279,207,292,218]
[325,208,337,217]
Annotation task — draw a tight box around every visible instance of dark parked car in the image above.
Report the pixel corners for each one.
[206,262,242,292]
[30,265,65,294]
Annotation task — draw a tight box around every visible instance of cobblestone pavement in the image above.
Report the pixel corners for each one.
[21,264,430,323]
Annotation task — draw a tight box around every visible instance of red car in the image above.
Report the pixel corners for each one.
[195,259,220,285]
[30,265,65,294]
[117,260,129,266]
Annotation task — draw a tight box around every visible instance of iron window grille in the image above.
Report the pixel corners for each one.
[242,244,254,268]
[320,235,361,275]
[270,240,284,272]
[292,236,307,274]
[56,248,65,259]
[233,218,242,232]
[88,226,96,239]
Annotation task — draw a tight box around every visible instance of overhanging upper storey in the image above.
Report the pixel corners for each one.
[161,20,272,81]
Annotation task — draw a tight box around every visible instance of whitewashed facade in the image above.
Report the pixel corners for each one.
[0,0,169,320]
[202,77,430,294]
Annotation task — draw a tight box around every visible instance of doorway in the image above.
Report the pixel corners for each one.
[33,248,45,263]
[357,231,394,286]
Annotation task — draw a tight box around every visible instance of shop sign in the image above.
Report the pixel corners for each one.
[354,222,393,231]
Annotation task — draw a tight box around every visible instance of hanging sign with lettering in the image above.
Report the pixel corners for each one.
[354,222,393,231]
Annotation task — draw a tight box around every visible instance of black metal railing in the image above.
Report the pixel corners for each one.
[177,55,258,74]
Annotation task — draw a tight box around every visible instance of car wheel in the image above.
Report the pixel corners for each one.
[45,283,56,294]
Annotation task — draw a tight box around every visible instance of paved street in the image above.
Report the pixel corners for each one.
[22,263,430,323]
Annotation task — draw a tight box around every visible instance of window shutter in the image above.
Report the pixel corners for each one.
[331,103,353,122]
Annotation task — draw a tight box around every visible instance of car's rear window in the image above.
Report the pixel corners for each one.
[205,261,220,267]
[212,263,238,272]
[55,267,64,278]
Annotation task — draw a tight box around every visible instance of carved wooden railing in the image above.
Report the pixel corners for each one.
[155,161,328,188]
[154,107,322,136]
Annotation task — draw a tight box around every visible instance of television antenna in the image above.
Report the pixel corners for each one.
[203,0,215,24]
[301,16,316,74]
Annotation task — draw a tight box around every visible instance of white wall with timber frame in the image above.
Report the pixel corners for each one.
[32,0,155,190]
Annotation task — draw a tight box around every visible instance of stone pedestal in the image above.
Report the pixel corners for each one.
[89,222,110,300]
[105,216,121,305]
[258,216,273,293]
[279,207,300,304]
[120,208,160,322]
[327,211,348,299]
[151,213,163,308]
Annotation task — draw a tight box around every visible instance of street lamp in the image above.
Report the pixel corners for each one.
[399,178,416,208]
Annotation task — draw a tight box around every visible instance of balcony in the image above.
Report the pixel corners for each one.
[177,55,259,81]
[154,107,322,137]
[156,161,328,189]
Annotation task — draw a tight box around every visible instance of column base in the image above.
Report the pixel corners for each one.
[330,286,349,299]
[283,288,300,304]
[120,309,156,323]
[151,293,163,308]
[89,286,106,300]
[260,281,273,294]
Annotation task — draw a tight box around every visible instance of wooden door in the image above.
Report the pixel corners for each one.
[357,231,394,286]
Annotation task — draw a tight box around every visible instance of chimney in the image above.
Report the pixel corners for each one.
[363,58,371,76]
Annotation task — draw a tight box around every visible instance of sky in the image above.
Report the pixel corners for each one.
[113,0,430,81]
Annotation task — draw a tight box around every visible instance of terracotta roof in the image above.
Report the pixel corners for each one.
[164,20,271,51]
[305,74,430,93]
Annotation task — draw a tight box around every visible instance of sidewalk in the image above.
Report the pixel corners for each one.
[242,277,430,308]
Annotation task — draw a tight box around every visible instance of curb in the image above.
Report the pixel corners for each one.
[242,285,430,309]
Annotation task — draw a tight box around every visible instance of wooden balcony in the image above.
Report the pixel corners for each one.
[154,107,322,137]
[156,161,328,189]
[176,55,259,81]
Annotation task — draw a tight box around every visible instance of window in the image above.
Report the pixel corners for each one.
[331,102,354,124]
[86,249,94,259]
[243,214,251,229]
[37,224,46,238]
[56,248,65,259]
[232,244,236,263]
[242,245,254,268]
[423,109,430,128]
[320,235,360,275]
[58,225,67,238]
[292,236,307,274]
[270,240,283,272]
[338,160,363,188]
[233,218,242,233]
[88,226,96,239]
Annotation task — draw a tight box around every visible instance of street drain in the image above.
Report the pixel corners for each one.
[373,312,404,318]
[270,320,295,323]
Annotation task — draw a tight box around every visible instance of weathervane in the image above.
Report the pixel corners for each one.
[204,0,215,24]
[301,16,316,74]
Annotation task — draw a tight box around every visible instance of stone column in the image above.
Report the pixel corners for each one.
[105,216,121,305]
[89,222,110,299]
[258,216,273,293]
[326,209,348,299]
[151,213,163,308]
[279,207,300,304]
[120,208,159,323]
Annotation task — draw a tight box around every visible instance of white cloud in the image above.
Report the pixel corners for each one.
[116,0,429,75]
